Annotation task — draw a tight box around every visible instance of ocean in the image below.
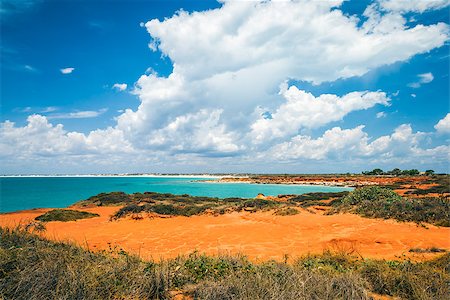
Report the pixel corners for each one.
[0,176,352,213]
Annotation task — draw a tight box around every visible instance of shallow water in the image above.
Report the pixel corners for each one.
[0,176,352,213]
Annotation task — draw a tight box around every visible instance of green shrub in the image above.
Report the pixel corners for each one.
[35,209,99,222]
[78,191,132,206]
[237,199,279,211]
[331,187,450,226]
[340,186,402,206]
[290,191,349,202]
[112,204,144,220]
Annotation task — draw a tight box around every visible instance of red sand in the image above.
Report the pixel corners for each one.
[2,206,449,261]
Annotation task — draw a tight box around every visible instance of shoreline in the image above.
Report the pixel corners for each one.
[0,174,230,178]
[199,179,355,188]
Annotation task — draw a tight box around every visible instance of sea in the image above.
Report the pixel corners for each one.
[0,176,352,213]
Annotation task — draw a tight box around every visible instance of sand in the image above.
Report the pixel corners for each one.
[1,206,449,262]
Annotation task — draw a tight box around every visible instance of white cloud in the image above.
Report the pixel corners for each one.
[268,123,448,164]
[408,72,434,88]
[376,111,387,118]
[147,109,241,154]
[0,115,133,159]
[434,113,450,134]
[46,108,108,119]
[270,126,369,160]
[250,85,390,143]
[1,1,450,173]
[145,1,448,84]
[60,67,75,74]
[112,83,127,91]
[378,0,450,13]
[411,93,417,98]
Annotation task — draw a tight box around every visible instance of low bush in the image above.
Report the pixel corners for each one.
[35,209,99,222]
[290,191,349,202]
[406,184,450,195]
[340,186,402,206]
[409,247,446,253]
[330,187,450,226]
[78,191,132,206]
[274,207,300,216]
[237,199,280,211]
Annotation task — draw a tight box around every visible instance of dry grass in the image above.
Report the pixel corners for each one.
[1,227,449,300]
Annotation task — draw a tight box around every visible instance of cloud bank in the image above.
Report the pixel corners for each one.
[1,0,449,173]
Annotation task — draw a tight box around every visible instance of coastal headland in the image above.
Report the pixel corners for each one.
[1,174,448,261]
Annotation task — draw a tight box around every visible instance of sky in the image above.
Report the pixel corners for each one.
[1,0,449,174]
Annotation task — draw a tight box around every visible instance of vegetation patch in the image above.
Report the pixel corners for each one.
[405,179,450,195]
[409,247,447,253]
[274,207,300,216]
[290,191,350,202]
[329,186,450,226]
[75,192,289,220]
[288,191,349,209]
[77,191,133,206]
[35,209,99,222]
[1,227,448,300]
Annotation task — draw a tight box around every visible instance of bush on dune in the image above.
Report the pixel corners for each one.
[35,209,99,222]
[108,192,285,219]
[274,207,300,216]
[77,191,133,206]
[330,186,450,226]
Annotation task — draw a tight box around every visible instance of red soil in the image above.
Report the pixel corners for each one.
[1,206,448,262]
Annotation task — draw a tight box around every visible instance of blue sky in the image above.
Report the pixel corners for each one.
[1,0,449,174]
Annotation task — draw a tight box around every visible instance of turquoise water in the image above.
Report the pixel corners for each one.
[0,177,352,213]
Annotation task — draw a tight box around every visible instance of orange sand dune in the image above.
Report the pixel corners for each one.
[1,207,449,261]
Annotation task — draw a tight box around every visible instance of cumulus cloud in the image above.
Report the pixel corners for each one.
[0,115,133,159]
[112,83,127,91]
[145,1,448,84]
[60,67,75,74]
[250,85,390,143]
[268,123,449,164]
[377,0,450,13]
[112,0,448,154]
[147,109,241,155]
[1,0,450,173]
[434,113,450,134]
[408,72,434,88]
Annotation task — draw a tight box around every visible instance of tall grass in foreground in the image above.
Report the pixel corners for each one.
[1,227,449,300]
